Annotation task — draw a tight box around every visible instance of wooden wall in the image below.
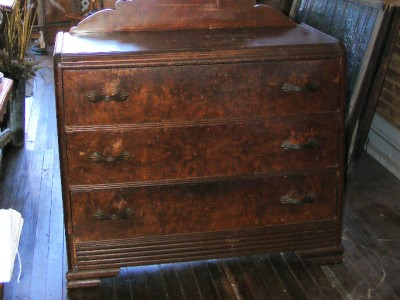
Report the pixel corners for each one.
[257,0,293,14]
[41,0,78,44]
[41,0,117,45]
[376,28,400,129]
[103,0,116,8]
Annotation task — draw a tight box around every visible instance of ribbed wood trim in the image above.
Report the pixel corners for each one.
[74,221,339,271]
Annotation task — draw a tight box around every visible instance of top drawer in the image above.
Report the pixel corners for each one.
[62,60,340,126]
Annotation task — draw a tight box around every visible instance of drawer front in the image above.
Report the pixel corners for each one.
[66,114,339,185]
[71,172,338,242]
[62,60,340,126]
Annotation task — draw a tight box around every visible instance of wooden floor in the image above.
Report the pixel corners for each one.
[1,51,400,300]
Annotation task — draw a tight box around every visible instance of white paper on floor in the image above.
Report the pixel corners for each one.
[0,208,23,283]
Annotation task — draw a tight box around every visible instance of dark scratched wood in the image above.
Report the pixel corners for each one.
[55,5,346,283]
[267,253,308,300]
[71,0,295,33]
[281,252,325,299]
[221,258,257,299]
[206,260,238,299]
[158,264,185,300]
[1,19,400,300]
[1,93,400,300]
[252,255,291,300]
[235,257,274,299]
[190,261,220,299]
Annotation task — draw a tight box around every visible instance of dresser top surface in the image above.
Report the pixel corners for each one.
[55,24,341,60]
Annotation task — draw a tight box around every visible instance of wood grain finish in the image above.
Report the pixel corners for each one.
[66,115,339,185]
[62,60,340,126]
[70,0,296,33]
[72,220,339,273]
[54,0,346,288]
[71,172,338,242]
[5,46,400,300]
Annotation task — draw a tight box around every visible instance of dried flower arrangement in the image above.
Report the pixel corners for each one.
[0,0,40,82]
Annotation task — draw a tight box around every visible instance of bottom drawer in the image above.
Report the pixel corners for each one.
[70,171,338,242]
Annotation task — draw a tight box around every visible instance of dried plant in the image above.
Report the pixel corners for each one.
[0,0,40,82]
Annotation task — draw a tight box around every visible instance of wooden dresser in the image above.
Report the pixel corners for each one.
[54,0,346,288]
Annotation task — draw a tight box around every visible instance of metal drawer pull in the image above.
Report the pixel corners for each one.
[282,82,320,94]
[86,90,129,103]
[280,192,317,205]
[89,151,131,163]
[281,137,319,151]
[94,208,134,221]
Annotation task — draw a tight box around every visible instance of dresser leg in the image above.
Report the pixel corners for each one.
[296,245,345,265]
[66,268,120,289]
[67,279,102,289]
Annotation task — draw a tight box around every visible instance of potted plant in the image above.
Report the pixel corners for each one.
[0,0,40,146]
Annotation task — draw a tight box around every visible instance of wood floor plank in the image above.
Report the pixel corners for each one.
[62,233,68,299]
[0,148,29,299]
[8,149,45,299]
[0,148,24,204]
[342,211,400,298]
[344,233,399,299]
[99,277,117,300]
[0,146,29,212]
[301,261,347,300]
[25,95,42,149]
[206,259,238,300]
[159,263,185,300]
[252,255,291,300]
[236,256,274,300]
[172,262,202,300]
[281,252,325,299]
[267,253,308,300]
[322,238,373,298]
[45,152,65,300]
[67,286,103,300]
[190,260,220,300]
[320,266,352,300]
[110,270,135,300]
[125,267,149,300]
[29,149,55,298]
[221,258,256,300]
[142,265,167,300]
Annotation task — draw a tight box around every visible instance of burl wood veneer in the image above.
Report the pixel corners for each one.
[54,0,346,288]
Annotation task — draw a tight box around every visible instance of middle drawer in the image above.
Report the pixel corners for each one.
[66,114,339,185]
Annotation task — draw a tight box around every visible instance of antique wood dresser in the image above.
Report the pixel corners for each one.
[54,0,346,288]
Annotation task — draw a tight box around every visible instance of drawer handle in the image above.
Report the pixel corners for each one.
[280,192,317,205]
[282,82,320,94]
[94,208,134,221]
[89,151,131,163]
[281,137,319,151]
[86,90,129,103]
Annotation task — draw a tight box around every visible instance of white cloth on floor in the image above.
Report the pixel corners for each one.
[0,208,23,282]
